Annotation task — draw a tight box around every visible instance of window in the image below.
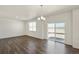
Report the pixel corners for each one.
[28,22,36,31]
[56,23,65,39]
[48,23,55,32]
[47,22,65,43]
[48,23,55,38]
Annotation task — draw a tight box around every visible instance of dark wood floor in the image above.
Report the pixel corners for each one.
[0,35,79,54]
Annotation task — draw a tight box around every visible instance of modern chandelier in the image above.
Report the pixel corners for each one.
[37,5,46,21]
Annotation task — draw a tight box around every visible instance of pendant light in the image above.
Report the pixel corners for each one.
[37,5,46,21]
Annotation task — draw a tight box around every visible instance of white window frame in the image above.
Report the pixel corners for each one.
[28,22,36,31]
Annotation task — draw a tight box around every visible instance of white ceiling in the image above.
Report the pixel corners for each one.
[0,5,78,20]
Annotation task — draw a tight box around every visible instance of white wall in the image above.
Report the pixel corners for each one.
[0,18,25,39]
[72,9,79,49]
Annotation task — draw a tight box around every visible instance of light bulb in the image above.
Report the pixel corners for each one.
[43,17,46,20]
[41,16,44,19]
[41,16,46,20]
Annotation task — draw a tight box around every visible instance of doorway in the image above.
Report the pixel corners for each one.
[47,22,65,43]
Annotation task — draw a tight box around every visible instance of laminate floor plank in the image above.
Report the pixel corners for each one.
[0,36,79,54]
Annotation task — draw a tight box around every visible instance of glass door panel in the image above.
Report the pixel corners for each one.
[48,23,55,38]
[55,23,65,43]
[47,22,65,43]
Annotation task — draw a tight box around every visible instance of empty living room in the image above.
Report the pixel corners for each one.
[0,5,79,54]
[1,0,79,59]
[0,0,79,55]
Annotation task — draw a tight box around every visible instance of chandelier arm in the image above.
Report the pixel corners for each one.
[37,5,46,21]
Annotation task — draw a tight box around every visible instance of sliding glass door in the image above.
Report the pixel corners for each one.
[55,23,65,43]
[48,22,65,43]
[48,23,55,38]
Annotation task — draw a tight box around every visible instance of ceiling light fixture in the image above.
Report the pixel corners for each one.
[37,5,46,21]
